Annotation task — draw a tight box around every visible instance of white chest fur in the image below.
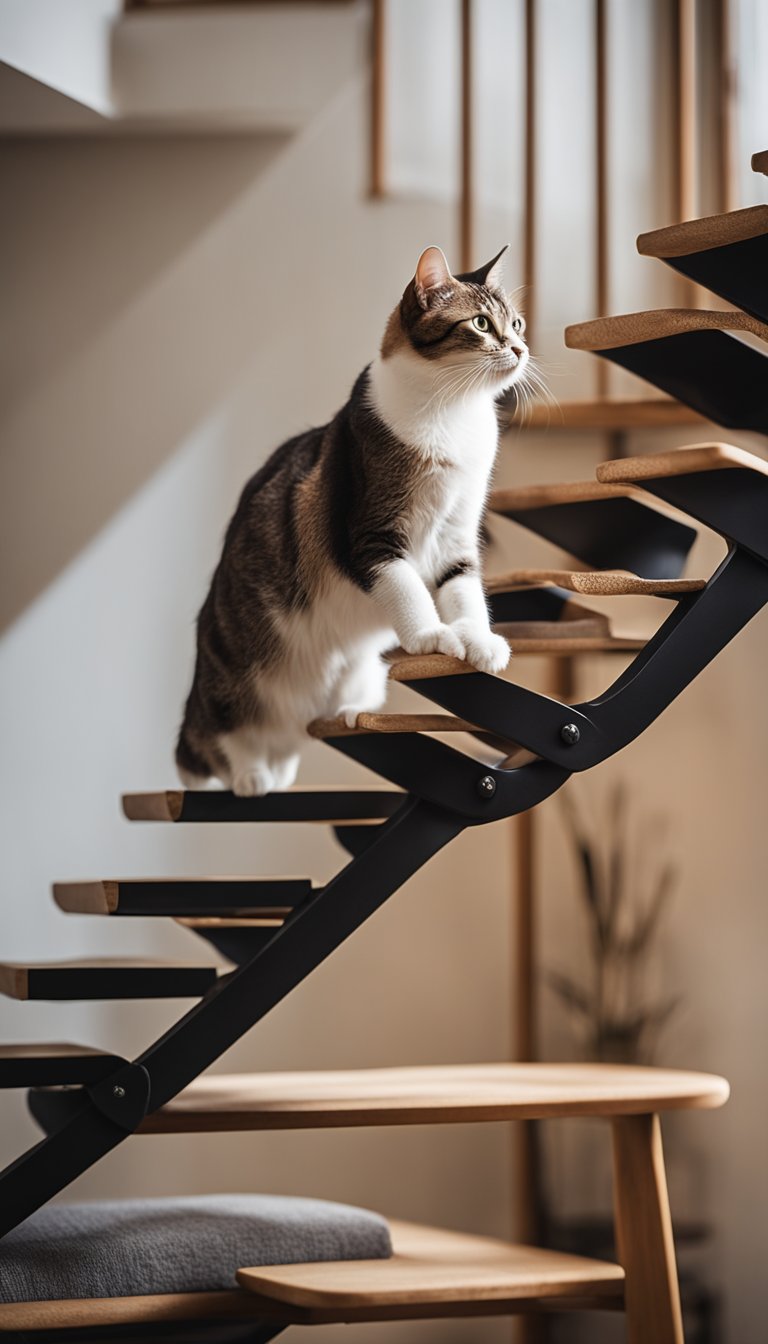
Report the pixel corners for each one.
[368,351,499,581]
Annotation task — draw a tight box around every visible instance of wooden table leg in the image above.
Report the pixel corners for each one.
[612,1113,685,1344]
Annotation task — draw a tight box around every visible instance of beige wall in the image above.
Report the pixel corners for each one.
[1,9,767,1343]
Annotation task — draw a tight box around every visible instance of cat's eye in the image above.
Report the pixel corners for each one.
[512,316,525,334]
[473,315,491,333]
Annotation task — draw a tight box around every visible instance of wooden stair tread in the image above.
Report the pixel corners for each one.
[0,958,218,1001]
[237,1220,625,1313]
[565,311,768,433]
[389,632,644,680]
[596,443,768,485]
[490,480,632,510]
[753,150,768,175]
[53,876,313,916]
[502,396,705,430]
[565,307,768,352]
[0,1042,124,1088]
[637,204,768,259]
[140,1063,729,1134]
[308,713,480,739]
[486,568,705,597]
[122,788,404,825]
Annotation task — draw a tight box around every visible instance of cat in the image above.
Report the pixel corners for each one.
[176,244,530,797]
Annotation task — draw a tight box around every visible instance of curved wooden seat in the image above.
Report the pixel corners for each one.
[486,568,705,597]
[565,309,768,433]
[139,1063,729,1134]
[636,205,768,323]
[753,150,768,175]
[238,1220,625,1319]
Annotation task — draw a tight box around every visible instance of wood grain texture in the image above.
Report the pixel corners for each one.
[753,150,768,175]
[565,307,768,352]
[597,442,768,484]
[637,203,768,258]
[52,880,119,914]
[486,569,705,597]
[0,1291,264,1332]
[308,713,479,739]
[490,480,630,510]
[139,1063,729,1134]
[122,791,183,822]
[503,398,705,430]
[389,633,644,680]
[237,1220,625,1310]
[612,1115,683,1344]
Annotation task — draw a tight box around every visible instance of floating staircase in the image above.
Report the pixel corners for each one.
[4,162,768,1344]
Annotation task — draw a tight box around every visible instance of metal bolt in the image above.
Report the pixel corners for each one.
[560,722,581,746]
[476,774,497,799]
[112,1085,126,1099]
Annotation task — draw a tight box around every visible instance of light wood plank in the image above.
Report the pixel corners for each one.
[308,713,480,739]
[597,442,768,485]
[637,203,768,258]
[0,958,217,1002]
[122,791,183,822]
[0,1291,263,1332]
[389,633,644,680]
[566,307,768,352]
[486,569,705,597]
[490,480,630,510]
[503,398,705,430]
[612,1115,683,1344]
[237,1220,624,1311]
[140,1063,729,1134]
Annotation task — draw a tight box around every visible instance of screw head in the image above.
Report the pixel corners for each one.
[476,774,497,799]
[560,722,581,746]
[112,1084,126,1099]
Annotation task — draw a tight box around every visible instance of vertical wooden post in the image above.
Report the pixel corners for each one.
[675,0,698,305]
[612,1114,685,1344]
[595,0,609,399]
[369,0,386,199]
[459,0,474,271]
[718,0,738,214]
[523,0,537,347]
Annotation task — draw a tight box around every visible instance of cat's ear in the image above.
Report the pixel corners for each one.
[414,246,454,308]
[468,245,509,289]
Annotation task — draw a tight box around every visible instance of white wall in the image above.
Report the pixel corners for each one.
[1,4,767,1342]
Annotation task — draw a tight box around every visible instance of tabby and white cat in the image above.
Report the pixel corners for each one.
[176,245,529,796]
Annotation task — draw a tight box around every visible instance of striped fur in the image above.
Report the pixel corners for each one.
[177,247,529,795]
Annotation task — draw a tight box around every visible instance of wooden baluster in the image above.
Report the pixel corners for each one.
[370,0,386,199]
[460,0,474,270]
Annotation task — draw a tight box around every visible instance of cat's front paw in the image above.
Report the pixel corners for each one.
[404,624,467,661]
[451,621,511,674]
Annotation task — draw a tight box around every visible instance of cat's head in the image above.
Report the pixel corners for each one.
[382,245,528,394]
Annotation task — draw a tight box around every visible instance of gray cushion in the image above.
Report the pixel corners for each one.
[0,1194,392,1302]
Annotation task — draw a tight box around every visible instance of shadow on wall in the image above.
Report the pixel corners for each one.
[0,130,287,632]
